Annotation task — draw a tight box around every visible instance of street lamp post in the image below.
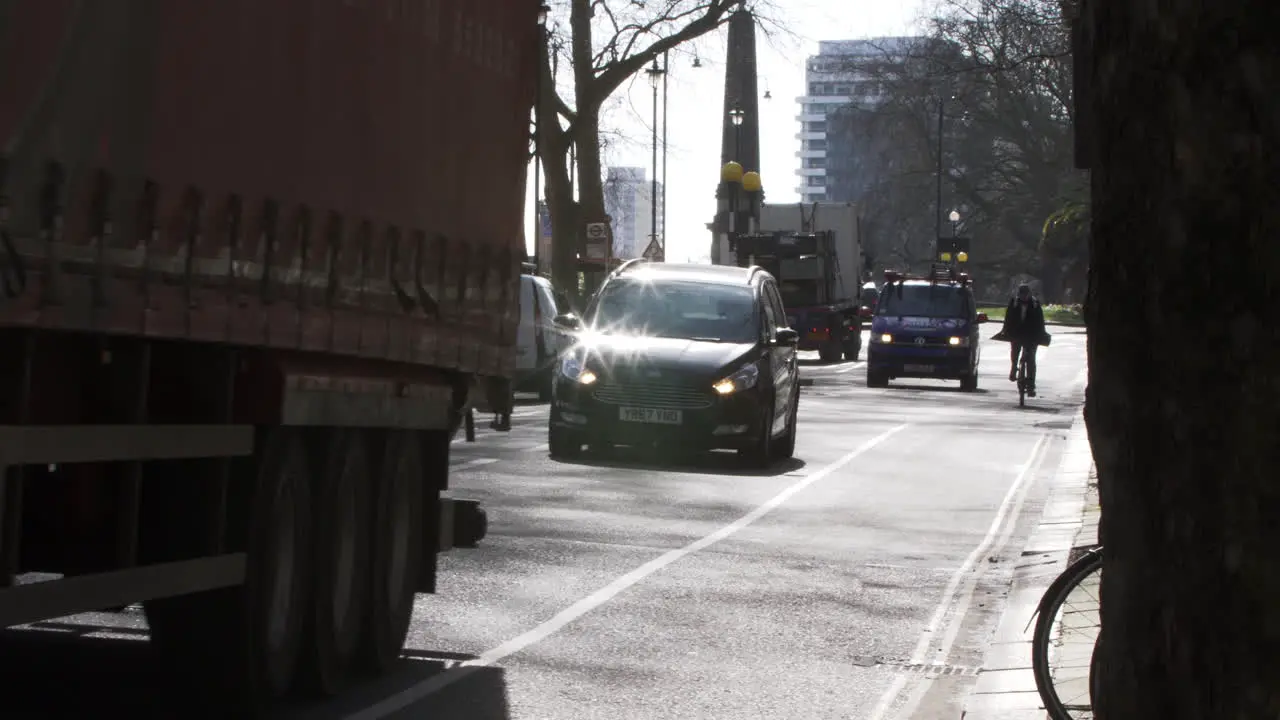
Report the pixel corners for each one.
[661,50,669,253]
[721,107,749,254]
[934,95,956,260]
[646,58,666,259]
[532,3,550,268]
[742,171,762,235]
[729,105,745,161]
[940,209,962,264]
[721,161,744,241]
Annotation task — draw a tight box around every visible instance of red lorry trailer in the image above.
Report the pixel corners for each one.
[0,0,534,711]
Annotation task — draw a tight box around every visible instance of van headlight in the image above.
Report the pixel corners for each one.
[948,336,968,347]
[560,355,597,385]
[712,363,759,395]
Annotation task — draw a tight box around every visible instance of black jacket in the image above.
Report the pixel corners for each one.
[1002,297,1046,342]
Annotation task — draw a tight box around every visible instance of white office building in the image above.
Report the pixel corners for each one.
[795,37,923,203]
[604,167,664,260]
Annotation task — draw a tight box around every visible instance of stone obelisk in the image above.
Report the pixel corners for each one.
[710,8,763,264]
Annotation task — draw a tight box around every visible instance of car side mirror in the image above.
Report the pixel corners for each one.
[858,306,873,318]
[553,313,582,330]
[774,327,800,346]
[975,312,989,324]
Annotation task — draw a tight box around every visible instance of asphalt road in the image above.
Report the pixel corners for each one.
[0,326,1088,719]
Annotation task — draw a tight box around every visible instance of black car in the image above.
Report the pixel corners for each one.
[548,261,801,467]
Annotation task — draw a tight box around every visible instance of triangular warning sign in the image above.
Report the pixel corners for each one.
[641,237,664,261]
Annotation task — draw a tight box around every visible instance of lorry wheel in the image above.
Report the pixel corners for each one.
[145,427,313,713]
[360,430,424,674]
[844,343,860,362]
[818,343,842,363]
[301,429,372,696]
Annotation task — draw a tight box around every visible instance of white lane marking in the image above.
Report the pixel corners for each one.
[344,423,911,720]
[836,361,867,374]
[524,443,550,453]
[451,458,498,471]
[866,432,1050,720]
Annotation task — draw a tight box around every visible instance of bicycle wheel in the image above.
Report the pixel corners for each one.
[1032,547,1103,720]
[1018,361,1027,407]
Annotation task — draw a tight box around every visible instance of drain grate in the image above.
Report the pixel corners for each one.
[863,658,983,677]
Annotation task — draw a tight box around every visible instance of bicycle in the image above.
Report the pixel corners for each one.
[1031,544,1103,719]
[991,331,1035,407]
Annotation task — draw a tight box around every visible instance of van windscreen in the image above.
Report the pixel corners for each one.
[877,284,968,318]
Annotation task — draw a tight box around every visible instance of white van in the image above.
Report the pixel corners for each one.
[516,273,573,399]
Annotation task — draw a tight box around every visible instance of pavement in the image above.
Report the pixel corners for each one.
[958,415,1099,720]
[0,326,1095,720]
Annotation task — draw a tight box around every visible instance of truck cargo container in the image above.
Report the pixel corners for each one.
[0,0,533,712]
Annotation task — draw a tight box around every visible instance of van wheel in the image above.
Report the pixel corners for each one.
[867,370,889,388]
[739,403,775,468]
[549,425,582,459]
[773,392,798,460]
[960,371,979,392]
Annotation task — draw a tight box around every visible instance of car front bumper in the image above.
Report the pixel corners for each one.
[867,345,975,379]
[551,377,768,451]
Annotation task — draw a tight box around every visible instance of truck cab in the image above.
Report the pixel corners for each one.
[866,265,988,391]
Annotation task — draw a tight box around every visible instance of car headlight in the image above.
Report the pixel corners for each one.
[559,355,598,385]
[948,336,968,347]
[875,333,893,343]
[713,363,759,395]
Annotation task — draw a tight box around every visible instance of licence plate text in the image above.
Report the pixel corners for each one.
[619,407,682,425]
[903,364,935,373]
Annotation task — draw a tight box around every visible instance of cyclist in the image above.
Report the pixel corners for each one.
[1001,283,1046,396]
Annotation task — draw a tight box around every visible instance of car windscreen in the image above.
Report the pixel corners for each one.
[877,283,969,318]
[586,278,757,343]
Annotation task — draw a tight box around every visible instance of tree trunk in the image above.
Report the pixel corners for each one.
[1082,1,1280,717]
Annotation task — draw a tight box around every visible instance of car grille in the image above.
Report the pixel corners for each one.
[592,382,713,410]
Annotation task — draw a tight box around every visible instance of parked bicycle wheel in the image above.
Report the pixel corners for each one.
[1032,546,1102,720]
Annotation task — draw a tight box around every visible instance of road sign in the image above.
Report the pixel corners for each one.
[585,222,608,240]
[641,236,664,261]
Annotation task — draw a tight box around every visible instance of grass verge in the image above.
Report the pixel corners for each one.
[980,303,1084,326]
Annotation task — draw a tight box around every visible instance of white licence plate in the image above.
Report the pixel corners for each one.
[619,407,682,425]
[903,364,935,373]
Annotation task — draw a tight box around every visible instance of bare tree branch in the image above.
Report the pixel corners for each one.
[533,0,782,293]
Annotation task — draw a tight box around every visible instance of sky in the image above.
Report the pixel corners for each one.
[526,0,928,266]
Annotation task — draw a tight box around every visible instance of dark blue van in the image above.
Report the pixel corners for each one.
[865,265,989,391]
